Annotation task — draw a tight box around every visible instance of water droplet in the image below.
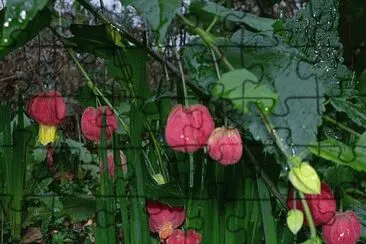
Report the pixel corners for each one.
[3,22,9,27]
[4,38,8,43]
[20,10,26,20]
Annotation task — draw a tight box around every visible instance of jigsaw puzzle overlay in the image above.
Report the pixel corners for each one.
[0,0,365,243]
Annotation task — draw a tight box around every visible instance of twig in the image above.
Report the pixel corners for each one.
[323,115,361,137]
[245,145,287,210]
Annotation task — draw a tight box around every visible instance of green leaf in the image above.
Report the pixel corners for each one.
[64,139,93,163]
[127,0,182,43]
[144,181,185,206]
[189,1,277,32]
[228,29,326,155]
[32,146,47,162]
[61,197,96,223]
[330,97,366,128]
[211,69,277,113]
[257,178,277,244]
[0,1,51,59]
[309,133,366,172]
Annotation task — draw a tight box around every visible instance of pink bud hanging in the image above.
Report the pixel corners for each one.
[322,211,361,244]
[207,126,243,165]
[146,200,185,240]
[165,104,214,153]
[287,182,336,226]
[99,150,127,177]
[81,106,118,142]
[166,229,202,244]
[28,90,67,145]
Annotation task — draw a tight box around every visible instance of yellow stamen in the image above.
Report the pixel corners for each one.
[38,124,57,145]
[158,222,174,239]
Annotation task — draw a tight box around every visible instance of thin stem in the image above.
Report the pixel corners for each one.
[323,115,361,137]
[174,50,189,107]
[244,145,287,210]
[298,192,316,238]
[206,16,219,33]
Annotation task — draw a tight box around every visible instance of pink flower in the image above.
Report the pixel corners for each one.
[207,126,243,165]
[166,229,202,244]
[322,211,361,244]
[165,104,214,153]
[99,150,127,177]
[81,106,118,142]
[146,200,185,240]
[28,90,67,145]
[287,182,336,226]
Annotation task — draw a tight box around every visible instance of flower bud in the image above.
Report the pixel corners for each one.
[287,182,336,226]
[81,106,118,142]
[165,104,214,153]
[289,162,320,194]
[287,209,304,234]
[166,229,202,244]
[322,211,361,244]
[99,150,127,177]
[207,126,243,165]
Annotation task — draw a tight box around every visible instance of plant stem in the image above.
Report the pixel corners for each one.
[174,50,189,107]
[323,115,361,137]
[298,192,316,238]
[206,16,219,33]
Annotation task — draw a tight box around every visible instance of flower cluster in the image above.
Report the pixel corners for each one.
[165,104,243,165]
[146,200,202,243]
[287,181,361,243]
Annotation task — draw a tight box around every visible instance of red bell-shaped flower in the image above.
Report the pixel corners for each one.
[28,90,66,145]
[166,229,202,244]
[146,200,185,240]
[165,104,214,153]
[287,182,336,226]
[322,211,361,244]
[207,126,243,165]
[81,106,118,142]
[100,150,127,177]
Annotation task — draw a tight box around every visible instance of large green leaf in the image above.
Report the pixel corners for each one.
[330,97,366,128]
[183,28,325,155]
[210,69,277,113]
[308,133,366,172]
[123,0,182,43]
[189,1,277,32]
[0,1,51,59]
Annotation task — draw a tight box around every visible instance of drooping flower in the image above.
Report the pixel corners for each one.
[165,104,214,153]
[28,90,67,145]
[99,150,127,177]
[81,106,118,142]
[146,200,185,240]
[322,211,361,244]
[287,182,336,226]
[166,229,202,244]
[207,126,243,165]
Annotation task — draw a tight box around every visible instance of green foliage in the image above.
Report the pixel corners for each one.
[309,133,366,172]
[122,0,182,43]
[210,69,277,113]
[189,1,277,32]
[330,97,366,128]
[0,1,51,59]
